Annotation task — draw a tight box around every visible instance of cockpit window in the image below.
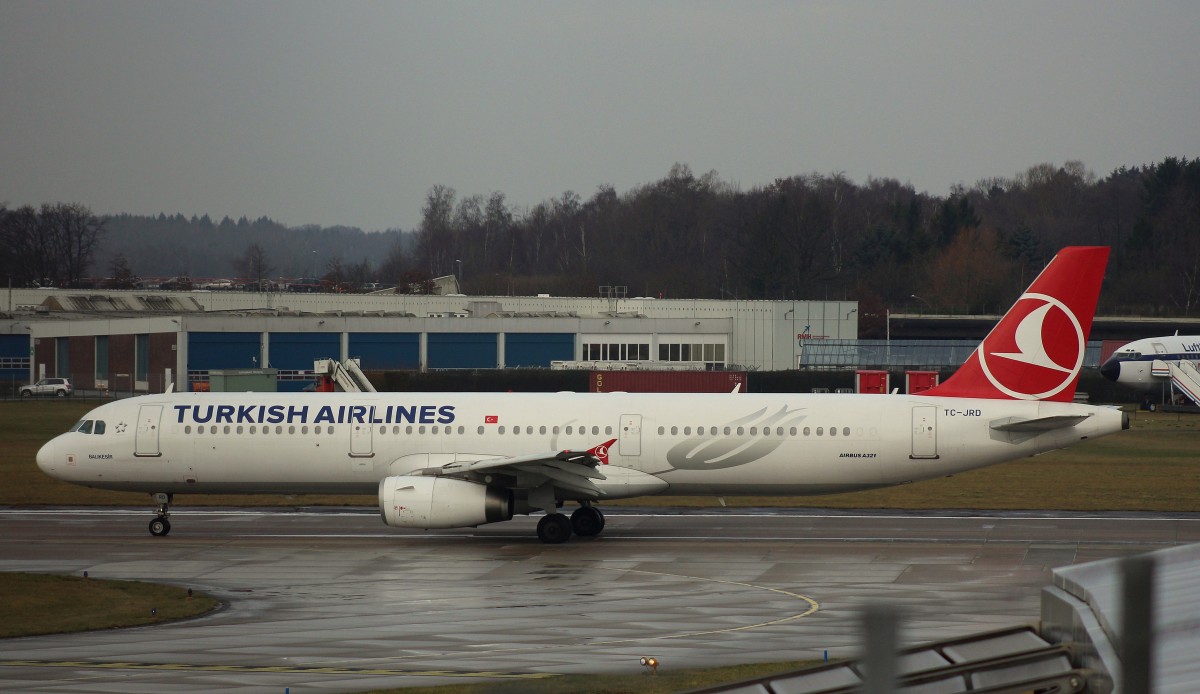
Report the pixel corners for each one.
[70,419,104,434]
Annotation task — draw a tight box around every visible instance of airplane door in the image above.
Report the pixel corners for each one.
[135,405,163,457]
[910,406,938,459]
[619,414,642,456]
[350,422,373,461]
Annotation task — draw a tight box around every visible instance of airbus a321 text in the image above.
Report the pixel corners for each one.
[38,247,1128,543]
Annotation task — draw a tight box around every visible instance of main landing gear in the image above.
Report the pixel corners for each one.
[148,492,172,537]
[535,503,606,544]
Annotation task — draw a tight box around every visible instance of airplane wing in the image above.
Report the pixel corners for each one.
[438,447,608,497]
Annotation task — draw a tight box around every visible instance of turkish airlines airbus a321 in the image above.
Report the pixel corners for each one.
[37,247,1127,543]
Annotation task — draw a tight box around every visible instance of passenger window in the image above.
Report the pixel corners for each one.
[539,426,547,435]
[843,427,851,437]
[419,426,426,434]
[605,426,612,435]
[498,426,506,434]
[737,427,745,436]
[803,427,810,436]
[711,426,718,435]
[724,427,731,435]
[566,426,574,435]
[477,426,484,434]
[224,425,231,435]
[236,426,243,435]
[830,427,837,437]
[405,426,412,435]
[328,426,335,435]
[211,426,218,434]
[274,425,282,434]
[671,426,678,435]
[816,427,823,436]
[683,426,691,435]
[592,426,599,435]
[432,426,439,434]
[552,426,560,435]
[185,425,192,434]
[302,426,308,435]
[513,426,520,435]
[458,426,464,434]
[749,427,757,435]
[378,426,385,435]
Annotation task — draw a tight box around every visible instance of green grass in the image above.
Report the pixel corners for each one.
[0,572,219,638]
[4,401,1200,511]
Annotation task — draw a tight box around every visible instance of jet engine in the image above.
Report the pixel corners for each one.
[378,475,513,529]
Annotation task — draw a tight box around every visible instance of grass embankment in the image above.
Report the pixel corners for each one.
[5,400,1198,511]
[0,572,218,638]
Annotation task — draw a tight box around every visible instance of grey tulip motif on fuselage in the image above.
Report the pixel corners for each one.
[665,405,808,470]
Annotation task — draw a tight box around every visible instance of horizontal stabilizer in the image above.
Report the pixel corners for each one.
[989,414,1091,432]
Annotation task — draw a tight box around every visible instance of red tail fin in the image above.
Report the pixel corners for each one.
[922,246,1110,401]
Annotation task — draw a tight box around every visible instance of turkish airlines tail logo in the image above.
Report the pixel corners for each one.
[923,247,1110,402]
[587,439,618,465]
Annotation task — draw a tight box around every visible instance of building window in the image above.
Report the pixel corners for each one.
[135,334,149,383]
[95,336,109,381]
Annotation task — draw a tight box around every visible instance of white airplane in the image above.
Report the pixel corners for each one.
[37,247,1127,543]
[1099,333,1200,391]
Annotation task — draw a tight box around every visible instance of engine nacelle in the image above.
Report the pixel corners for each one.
[379,475,513,529]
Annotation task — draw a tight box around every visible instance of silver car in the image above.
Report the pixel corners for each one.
[20,378,73,397]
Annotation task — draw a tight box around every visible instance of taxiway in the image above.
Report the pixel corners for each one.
[1,507,1196,692]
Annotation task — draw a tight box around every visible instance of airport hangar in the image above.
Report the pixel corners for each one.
[5,284,1198,395]
[0,286,858,394]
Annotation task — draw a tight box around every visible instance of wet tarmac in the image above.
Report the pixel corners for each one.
[1,507,1197,692]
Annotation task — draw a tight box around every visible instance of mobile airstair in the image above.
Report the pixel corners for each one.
[1164,359,1200,406]
[312,358,376,392]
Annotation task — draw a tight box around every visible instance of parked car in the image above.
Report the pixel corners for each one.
[19,378,73,397]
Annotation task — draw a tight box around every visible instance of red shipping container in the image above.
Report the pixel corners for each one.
[590,371,748,393]
[905,370,939,394]
[1100,339,1132,364]
[855,370,890,394]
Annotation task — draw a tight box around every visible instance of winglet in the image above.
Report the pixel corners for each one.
[922,246,1110,402]
[586,438,618,465]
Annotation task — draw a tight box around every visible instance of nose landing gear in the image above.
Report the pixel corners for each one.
[149,492,172,537]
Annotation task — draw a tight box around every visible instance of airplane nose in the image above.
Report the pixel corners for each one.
[1099,359,1121,382]
[36,438,56,476]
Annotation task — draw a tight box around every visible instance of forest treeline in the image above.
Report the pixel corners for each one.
[3,157,1199,328]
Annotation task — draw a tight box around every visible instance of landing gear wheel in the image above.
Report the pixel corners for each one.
[148,492,173,537]
[571,506,606,537]
[149,517,171,537]
[536,513,573,544]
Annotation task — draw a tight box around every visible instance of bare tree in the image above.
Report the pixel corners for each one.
[41,202,105,286]
[233,243,275,290]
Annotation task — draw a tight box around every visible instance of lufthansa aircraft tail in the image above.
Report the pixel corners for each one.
[923,246,1110,402]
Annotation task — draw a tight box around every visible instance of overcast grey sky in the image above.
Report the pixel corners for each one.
[2,1,1198,232]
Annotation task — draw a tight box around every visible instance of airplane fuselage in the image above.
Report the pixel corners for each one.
[1100,335,1200,391]
[37,390,1126,498]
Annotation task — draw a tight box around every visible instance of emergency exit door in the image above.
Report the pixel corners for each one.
[135,405,163,457]
[910,406,938,459]
[619,414,642,456]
